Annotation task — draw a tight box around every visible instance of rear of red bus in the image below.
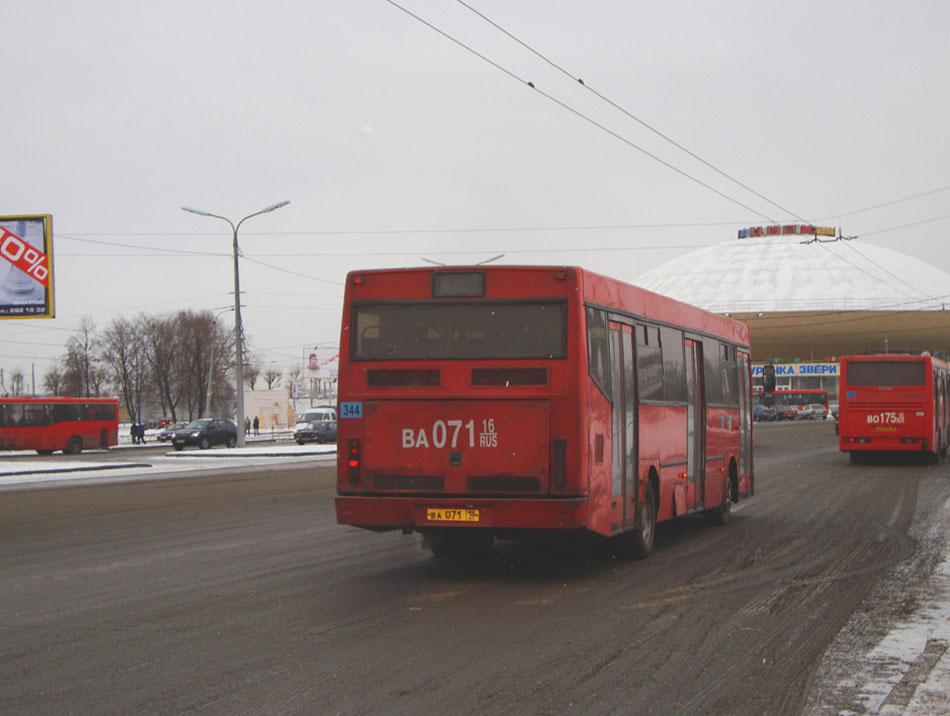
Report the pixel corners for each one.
[335,266,589,551]
[838,355,948,459]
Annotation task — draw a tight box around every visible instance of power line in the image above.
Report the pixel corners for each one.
[59,234,226,256]
[52,187,950,243]
[814,187,950,221]
[240,255,345,286]
[383,0,780,222]
[855,214,950,238]
[453,0,805,222]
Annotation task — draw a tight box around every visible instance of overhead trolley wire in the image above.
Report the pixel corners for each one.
[383,0,782,223]
[815,187,950,221]
[453,0,806,223]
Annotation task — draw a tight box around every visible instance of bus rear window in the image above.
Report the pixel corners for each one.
[353,302,567,361]
[847,361,926,387]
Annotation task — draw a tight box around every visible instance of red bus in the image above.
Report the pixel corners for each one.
[334,266,754,558]
[838,354,950,462]
[0,397,119,454]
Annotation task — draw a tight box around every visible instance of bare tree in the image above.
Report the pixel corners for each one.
[205,316,235,417]
[243,354,261,390]
[263,369,282,390]
[45,308,250,420]
[63,317,104,396]
[287,363,302,387]
[175,310,236,420]
[43,366,64,396]
[143,314,181,421]
[9,369,25,396]
[100,315,149,423]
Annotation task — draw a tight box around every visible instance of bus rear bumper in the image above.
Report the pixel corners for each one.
[840,438,931,453]
[335,495,589,532]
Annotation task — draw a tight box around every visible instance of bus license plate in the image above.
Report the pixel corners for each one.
[426,508,479,523]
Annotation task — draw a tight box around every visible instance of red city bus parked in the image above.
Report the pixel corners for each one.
[335,266,754,557]
[838,354,950,462]
[0,397,119,454]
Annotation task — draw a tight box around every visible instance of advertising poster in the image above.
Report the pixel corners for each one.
[303,347,339,380]
[0,215,54,319]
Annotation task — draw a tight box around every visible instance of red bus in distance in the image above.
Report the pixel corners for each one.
[0,397,119,455]
[335,266,754,558]
[838,354,950,462]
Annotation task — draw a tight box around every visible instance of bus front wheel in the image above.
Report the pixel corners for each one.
[704,488,732,526]
[65,436,82,455]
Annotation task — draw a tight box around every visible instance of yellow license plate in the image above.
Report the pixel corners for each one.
[426,508,480,522]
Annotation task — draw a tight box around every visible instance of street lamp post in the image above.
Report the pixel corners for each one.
[182,200,290,447]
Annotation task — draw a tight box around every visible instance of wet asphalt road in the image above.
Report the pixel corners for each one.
[1,420,947,715]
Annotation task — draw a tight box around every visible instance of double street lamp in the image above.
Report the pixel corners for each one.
[181,200,290,447]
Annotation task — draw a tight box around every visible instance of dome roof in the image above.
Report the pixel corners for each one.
[633,236,950,314]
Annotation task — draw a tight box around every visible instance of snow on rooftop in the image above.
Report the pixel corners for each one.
[633,236,950,314]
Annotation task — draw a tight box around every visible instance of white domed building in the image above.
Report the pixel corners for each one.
[633,228,950,397]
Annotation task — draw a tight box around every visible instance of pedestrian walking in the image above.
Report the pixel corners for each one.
[244,417,250,435]
[252,416,260,435]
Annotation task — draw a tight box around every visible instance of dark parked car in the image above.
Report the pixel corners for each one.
[171,418,237,451]
[294,420,337,445]
[753,405,774,422]
[773,405,797,420]
[156,422,183,442]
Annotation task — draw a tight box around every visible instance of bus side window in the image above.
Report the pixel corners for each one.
[586,307,609,398]
[636,324,662,402]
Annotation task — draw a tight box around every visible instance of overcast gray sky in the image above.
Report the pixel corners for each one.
[2,0,948,386]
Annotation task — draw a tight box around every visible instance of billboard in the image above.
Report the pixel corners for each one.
[303,347,339,380]
[0,215,54,319]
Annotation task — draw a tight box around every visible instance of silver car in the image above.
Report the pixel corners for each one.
[797,403,827,420]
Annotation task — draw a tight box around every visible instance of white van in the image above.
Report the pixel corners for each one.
[295,407,336,429]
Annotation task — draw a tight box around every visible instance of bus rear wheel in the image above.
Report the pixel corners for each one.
[65,436,82,455]
[616,480,656,560]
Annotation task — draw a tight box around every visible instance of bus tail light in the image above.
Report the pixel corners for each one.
[553,438,566,489]
[348,438,361,483]
[846,437,871,444]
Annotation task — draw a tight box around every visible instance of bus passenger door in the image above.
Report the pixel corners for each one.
[684,339,705,511]
[608,322,638,532]
[738,351,752,485]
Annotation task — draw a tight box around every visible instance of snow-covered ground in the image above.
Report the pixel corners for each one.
[806,488,950,716]
[0,441,336,487]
